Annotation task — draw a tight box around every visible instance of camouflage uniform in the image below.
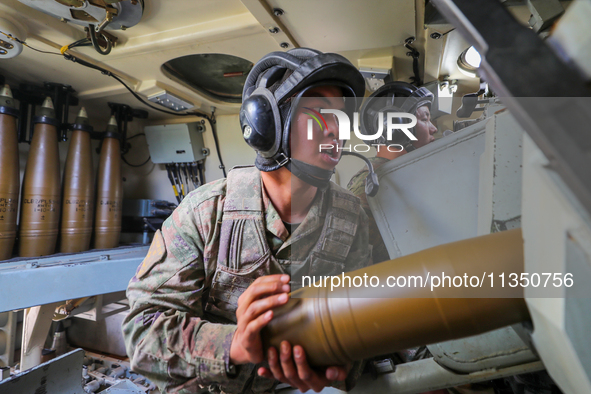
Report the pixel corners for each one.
[123,166,371,393]
[346,157,391,265]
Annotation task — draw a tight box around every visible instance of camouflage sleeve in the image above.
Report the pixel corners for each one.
[122,187,238,393]
[346,167,371,220]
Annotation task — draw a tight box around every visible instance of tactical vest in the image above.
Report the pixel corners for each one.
[201,166,362,393]
[204,166,362,323]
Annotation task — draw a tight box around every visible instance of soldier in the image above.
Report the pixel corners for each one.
[122,48,371,393]
[347,82,436,264]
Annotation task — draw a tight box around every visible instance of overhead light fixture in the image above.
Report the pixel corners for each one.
[457,46,481,78]
[148,91,193,112]
[0,18,26,59]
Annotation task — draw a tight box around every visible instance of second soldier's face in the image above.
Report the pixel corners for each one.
[290,85,346,171]
[412,105,438,149]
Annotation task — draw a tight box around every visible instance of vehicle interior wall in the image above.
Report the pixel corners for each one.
[4,1,590,393]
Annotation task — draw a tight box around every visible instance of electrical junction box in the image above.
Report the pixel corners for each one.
[144,122,209,163]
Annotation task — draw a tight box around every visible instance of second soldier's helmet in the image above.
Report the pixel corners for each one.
[240,48,365,188]
[359,81,434,149]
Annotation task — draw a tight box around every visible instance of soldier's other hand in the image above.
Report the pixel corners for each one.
[229,274,290,365]
[258,341,347,393]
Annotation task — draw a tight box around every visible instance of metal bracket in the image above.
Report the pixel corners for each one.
[90,102,148,154]
[0,349,84,394]
[12,82,79,143]
[431,0,591,220]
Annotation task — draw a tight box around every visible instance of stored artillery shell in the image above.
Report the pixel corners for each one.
[19,97,61,257]
[0,85,20,261]
[60,107,94,253]
[94,116,122,249]
[263,229,530,366]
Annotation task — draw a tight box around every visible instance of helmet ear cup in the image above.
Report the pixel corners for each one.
[239,87,282,158]
[367,105,416,145]
[360,81,429,146]
[383,112,416,145]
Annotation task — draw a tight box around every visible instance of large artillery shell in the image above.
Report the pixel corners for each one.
[263,229,530,366]
[60,109,94,253]
[19,122,61,257]
[94,126,122,249]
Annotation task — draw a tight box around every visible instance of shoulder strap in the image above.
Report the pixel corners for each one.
[313,185,361,263]
[224,167,263,212]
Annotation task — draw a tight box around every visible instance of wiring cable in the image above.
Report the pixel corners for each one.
[88,24,111,55]
[190,162,199,188]
[126,132,146,140]
[171,163,183,199]
[61,37,91,54]
[165,164,181,204]
[0,30,62,56]
[122,154,151,167]
[15,43,229,179]
[341,151,380,197]
[63,54,228,177]
[179,163,186,194]
[175,163,184,197]
[181,163,190,193]
[119,132,150,166]
[207,108,227,177]
[404,38,422,86]
[441,28,456,37]
[198,161,205,185]
[178,165,185,197]
[63,53,196,116]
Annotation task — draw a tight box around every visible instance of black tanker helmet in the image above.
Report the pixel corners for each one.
[240,48,365,189]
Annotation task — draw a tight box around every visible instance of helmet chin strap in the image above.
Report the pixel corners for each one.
[287,158,334,190]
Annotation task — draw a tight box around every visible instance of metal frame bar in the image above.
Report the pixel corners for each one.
[432,0,591,219]
[0,246,148,313]
[20,303,61,370]
[349,358,545,394]
[0,349,84,394]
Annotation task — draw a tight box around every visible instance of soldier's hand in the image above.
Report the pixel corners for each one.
[229,274,290,365]
[258,341,348,393]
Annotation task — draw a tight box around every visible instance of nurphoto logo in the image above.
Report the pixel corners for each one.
[304,108,418,153]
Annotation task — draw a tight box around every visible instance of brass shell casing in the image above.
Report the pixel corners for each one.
[0,112,20,261]
[94,136,122,249]
[60,128,94,253]
[262,229,530,367]
[19,122,61,257]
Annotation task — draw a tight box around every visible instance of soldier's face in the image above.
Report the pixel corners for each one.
[411,105,437,149]
[290,86,346,171]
